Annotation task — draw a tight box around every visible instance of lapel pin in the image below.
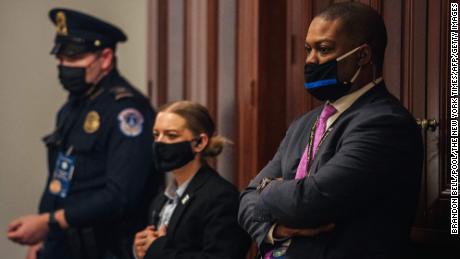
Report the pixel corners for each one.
[181,194,190,205]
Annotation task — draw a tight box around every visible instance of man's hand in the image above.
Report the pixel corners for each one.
[133,225,167,259]
[54,209,69,229]
[26,242,43,259]
[7,214,49,245]
[274,223,335,239]
[257,177,284,193]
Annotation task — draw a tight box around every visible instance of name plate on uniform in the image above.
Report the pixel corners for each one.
[48,152,75,198]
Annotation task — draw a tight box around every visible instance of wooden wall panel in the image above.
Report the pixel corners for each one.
[185,0,208,105]
[285,0,311,124]
[439,0,450,194]
[206,0,218,121]
[167,0,185,102]
[235,0,259,189]
[157,0,168,106]
[382,0,403,98]
[257,0,288,171]
[402,0,427,116]
[425,0,442,213]
[147,0,159,105]
[216,0,237,183]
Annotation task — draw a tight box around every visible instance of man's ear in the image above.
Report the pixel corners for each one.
[100,48,114,70]
[358,44,372,66]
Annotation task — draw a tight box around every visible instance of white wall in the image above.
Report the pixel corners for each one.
[0,1,147,257]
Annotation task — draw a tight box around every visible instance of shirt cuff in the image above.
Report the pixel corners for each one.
[265,223,276,245]
[265,223,290,245]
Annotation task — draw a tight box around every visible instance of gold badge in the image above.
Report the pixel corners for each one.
[84,111,100,134]
[49,179,61,194]
[56,11,68,36]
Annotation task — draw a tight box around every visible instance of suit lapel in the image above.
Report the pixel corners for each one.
[150,194,168,227]
[308,82,390,175]
[166,166,211,237]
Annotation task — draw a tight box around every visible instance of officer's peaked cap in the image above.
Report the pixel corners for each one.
[49,8,127,57]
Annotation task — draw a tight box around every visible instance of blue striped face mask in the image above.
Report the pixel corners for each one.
[304,45,362,101]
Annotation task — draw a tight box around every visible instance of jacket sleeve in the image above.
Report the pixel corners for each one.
[237,121,297,248]
[145,187,251,259]
[39,105,68,214]
[65,99,156,227]
[256,114,423,228]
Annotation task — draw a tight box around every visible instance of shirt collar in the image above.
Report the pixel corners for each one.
[164,175,194,201]
[330,77,383,113]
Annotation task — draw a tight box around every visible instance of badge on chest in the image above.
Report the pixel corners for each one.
[83,110,100,134]
[48,151,76,198]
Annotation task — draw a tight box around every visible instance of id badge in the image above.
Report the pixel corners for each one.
[271,246,287,258]
[48,150,75,198]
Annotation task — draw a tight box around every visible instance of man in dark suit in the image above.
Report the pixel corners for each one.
[238,2,423,259]
[7,8,160,259]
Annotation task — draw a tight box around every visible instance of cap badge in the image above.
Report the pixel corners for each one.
[56,11,68,36]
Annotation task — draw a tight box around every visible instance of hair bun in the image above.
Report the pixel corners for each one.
[203,135,232,158]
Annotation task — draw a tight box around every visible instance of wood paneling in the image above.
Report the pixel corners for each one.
[147,0,158,106]
[157,0,168,106]
[257,0,288,171]
[185,0,208,105]
[235,0,259,189]
[285,0,310,124]
[183,0,190,100]
[167,0,185,102]
[382,0,402,98]
[206,0,218,121]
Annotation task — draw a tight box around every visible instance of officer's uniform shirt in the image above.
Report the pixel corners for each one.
[37,8,160,258]
[39,68,157,257]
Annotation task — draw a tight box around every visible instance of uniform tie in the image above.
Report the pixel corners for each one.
[295,104,337,179]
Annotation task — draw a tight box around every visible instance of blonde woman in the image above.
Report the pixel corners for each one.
[134,101,250,259]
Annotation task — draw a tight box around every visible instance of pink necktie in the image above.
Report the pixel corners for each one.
[295,104,337,179]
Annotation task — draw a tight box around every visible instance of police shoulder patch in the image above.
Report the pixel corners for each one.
[117,108,144,137]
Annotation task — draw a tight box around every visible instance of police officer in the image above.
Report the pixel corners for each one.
[7,8,160,259]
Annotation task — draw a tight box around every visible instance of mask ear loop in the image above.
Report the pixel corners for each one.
[336,45,362,62]
[349,66,362,84]
[337,45,363,85]
[372,63,378,85]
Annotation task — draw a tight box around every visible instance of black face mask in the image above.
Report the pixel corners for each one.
[58,65,93,95]
[152,141,196,173]
[304,46,362,102]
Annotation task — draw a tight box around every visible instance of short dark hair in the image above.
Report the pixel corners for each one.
[318,2,387,73]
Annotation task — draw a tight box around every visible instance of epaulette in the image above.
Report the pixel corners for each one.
[110,86,134,101]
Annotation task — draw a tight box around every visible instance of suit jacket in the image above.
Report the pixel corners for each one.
[145,165,251,259]
[238,83,423,259]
